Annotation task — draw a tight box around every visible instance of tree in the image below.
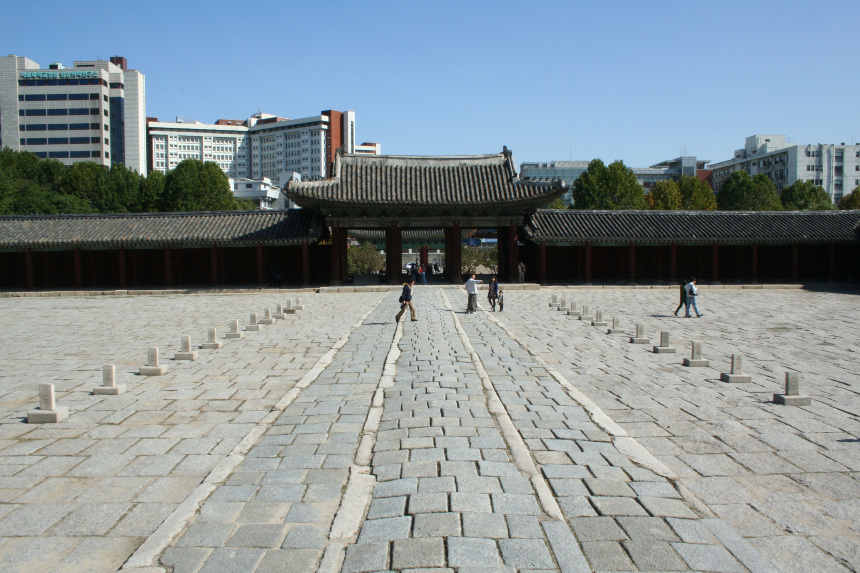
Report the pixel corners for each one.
[162,159,242,211]
[717,171,782,211]
[645,180,682,210]
[347,242,384,275]
[678,175,717,210]
[137,169,165,212]
[461,246,498,275]
[57,161,107,211]
[839,186,860,210]
[545,197,567,209]
[780,180,835,210]
[571,159,644,209]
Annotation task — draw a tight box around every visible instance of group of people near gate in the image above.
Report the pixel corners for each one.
[395,274,505,322]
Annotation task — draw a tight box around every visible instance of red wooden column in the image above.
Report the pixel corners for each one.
[828,244,835,282]
[751,243,758,283]
[537,244,547,284]
[301,242,310,286]
[670,243,677,280]
[628,243,636,282]
[584,242,592,283]
[386,224,402,285]
[74,248,82,289]
[118,247,127,288]
[712,243,720,283]
[507,225,518,283]
[449,222,462,284]
[792,244,799,282]
[25,249,34,291]
[256,244,264,286]
[210,245,218,287]
[164,246,173,286]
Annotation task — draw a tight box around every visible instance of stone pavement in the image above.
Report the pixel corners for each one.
[0,286,857,572]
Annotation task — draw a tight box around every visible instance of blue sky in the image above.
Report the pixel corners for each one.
[5,0,858,168]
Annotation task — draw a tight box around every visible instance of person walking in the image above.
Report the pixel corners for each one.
[419,265,427,285]
[674,279,687,316]
[465,274,483,313]
[684,277,704,318]
[497,289,504,312]
[518,261,526,283]
[487,276,500,311]
[395,280,417,322]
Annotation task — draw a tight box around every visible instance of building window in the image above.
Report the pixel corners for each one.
[68,93,89,100]
[25,109,47,116]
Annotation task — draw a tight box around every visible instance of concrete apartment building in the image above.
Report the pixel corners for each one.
[710,135,860,203]
[0,54,146,173]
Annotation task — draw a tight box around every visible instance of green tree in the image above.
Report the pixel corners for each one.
[136,169,165,212]
[461,246,498,275]
[645,179,682,210]
[678,175,717,210]
[839,186,860,210]
[545,197,567,209]
[347,242,384,275]
[57,161,107,211]
[571,159,644,209]
[162,159,241,211]
[780,180,835,210]
[717,171,782,211]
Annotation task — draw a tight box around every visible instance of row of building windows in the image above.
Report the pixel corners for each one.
[18,93,102,101]
[21,123,106,131]
[20,137,101,145]
[18,78,106,87]
[20,108,105,117]
[29,150,104,159]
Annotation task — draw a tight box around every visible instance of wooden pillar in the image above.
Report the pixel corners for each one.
[25,249,34,291]
[301,242,310,286]
[670,243,677,280]
[74,248,82,289]
[449,222,462,284]
[792,244,799,282]
[118,247,126,288]
[751,243,758,283]
[507,225,518,283]
[628,243,636,282]
[828,244,835,282]
[712,243,720,283]
[386,223,402,285]
[256,244,264,286]
[538,244,547,284]
[210,245,218,287]
[585,242,592,283]
[164,246,172,286]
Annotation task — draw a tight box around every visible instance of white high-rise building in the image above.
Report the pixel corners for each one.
[0,55,146,172]
[710,135,860,203]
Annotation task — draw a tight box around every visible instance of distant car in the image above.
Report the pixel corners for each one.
[403,262,418,275]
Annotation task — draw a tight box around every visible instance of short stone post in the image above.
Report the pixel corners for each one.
[202,327,223,349]
[579,305,592,321]
[175,335,198,361]
[27,383,69,423]
[259,308,276,325]
[774,372,812,406]
[549,294,560,309]
[683,341,710,367]
[140,347,168,376]
[559,297,570,311]
[630,323,650,344]
[591,309,608,327]
[273,303,287,320]
[720,354,752,383]
[226,319,244,339]
[567,302,581,318]
[284,299,297,315]
[294,297,304,310]
[607,316,623,334]
[247,313,263,331]
[653,331,676,354]
[94,364,126,395]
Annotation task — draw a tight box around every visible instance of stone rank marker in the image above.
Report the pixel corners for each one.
[273,303,288,320]
[139,347,168,376]
[607,316,623,334]
[294,297,304,310]
[28,383,69,423]
[247,313,264,331]
[226,319,244,339]
[259,308,276,325]
[653,331,677,353]
[683,341,710,367]
[93,364,126,395]
[559,297,570,312]
[720,353,752,383]
[174,336,198,361]
[630,323,650,344]
[283,299,297,314]
[591,309,608,327]
[774,372,812,406]
[579,305,593,321]
[549,294,560,308]
[202,327,223,349]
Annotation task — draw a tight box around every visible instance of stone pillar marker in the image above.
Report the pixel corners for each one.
[259,307,276,325]
[559,297,570,311]
[720,353,752,383]
[175,335,199,361]
[591,309,608,327]
[284,299,297,315]
[683,341,710,367]
[28,383,69,423]
[579,305,592,321]
[567,302,581,318]
[94,364,127,395]
[607,316,623,334]
[247,312,263,331]
[630,323,650,344]
[549,294,560,308]
[294,297,304,310]
[774,372,812,406]
[140,347,168,376]
[226,319,244,339]
[202,327,223,349]
[653,331,676,353]
[274,303,287,320]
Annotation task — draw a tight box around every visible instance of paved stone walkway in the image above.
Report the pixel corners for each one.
[0,286,856,572]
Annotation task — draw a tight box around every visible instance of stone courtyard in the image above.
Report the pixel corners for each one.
[0,285,857,572]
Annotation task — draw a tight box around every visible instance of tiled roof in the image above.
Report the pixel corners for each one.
[525,210,860,245]
[287,149,565,217]
[0,209,324,250]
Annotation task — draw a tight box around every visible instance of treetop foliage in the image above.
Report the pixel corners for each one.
[716,170,782,211]
[838,186,860,210]
[571,159,645,210]
[780,180,835,210]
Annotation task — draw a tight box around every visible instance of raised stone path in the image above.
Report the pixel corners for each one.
[0,286,857,572]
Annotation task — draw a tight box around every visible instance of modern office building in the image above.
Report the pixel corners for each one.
[520,157,708,206]
[710,135,860,203]
[230,177,284,210]
[147,110,369,181]
[0,54,146,172]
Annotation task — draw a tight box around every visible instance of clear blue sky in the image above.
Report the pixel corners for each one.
[4,0,858,168]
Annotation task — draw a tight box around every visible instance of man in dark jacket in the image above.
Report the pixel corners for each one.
[396,280,417,321]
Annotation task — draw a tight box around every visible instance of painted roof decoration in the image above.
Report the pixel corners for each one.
[526,210,860,245]
[287,148,566,217]
[0,209,324,250]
